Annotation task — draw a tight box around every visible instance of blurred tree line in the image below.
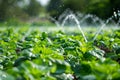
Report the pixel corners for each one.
[0,0,42,22]
[0,0,120,22]
[47,0,120,20]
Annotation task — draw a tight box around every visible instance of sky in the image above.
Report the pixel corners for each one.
[18,0,50,7]
[37,0,50,6]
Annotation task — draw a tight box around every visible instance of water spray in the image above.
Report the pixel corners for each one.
[61,14,88,42]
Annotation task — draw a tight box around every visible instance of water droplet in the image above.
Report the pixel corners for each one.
[114,11,117,19]
[118,10,120,16]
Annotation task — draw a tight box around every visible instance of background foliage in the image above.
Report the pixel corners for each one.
[47,0,120,19]
[0,0,120,22]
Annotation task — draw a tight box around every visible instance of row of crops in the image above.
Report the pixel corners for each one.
[0,27,120,80]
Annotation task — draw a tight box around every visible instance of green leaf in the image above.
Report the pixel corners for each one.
[0,71,15,80]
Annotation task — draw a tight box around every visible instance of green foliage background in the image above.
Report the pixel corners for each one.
[47,0,120,19]
[0,0,120,23]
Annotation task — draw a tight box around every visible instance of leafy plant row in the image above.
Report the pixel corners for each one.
[0,28,120,80]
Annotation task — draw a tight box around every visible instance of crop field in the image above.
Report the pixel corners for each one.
[0,27,120,80]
